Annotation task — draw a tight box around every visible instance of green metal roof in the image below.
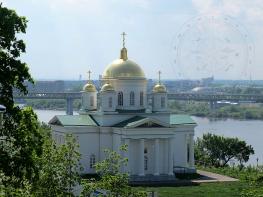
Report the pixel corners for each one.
[114,114,196,128]
[113,116,146,127]
[49,115,98,126]
[170,114,196,125]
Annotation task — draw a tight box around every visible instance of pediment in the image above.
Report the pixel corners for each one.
[128,117,170,128]
[117,116,170,129]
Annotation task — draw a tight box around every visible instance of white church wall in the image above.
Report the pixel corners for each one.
[173,132,188,167]
[152,93,168,112]
[109,79,147,110]
[159,138,169,174]
[100,91,117,112]
[144,139,154,175]
[129,139,140,175]
[99,127,113,160]
[81,91,97,111]
[112,133,122,154]
[77,131,100,174]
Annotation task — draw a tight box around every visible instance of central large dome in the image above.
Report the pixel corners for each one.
[102,58,146,79]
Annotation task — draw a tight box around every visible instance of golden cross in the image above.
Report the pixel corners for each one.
[158,70,161,84]
[87,70,91,82]
[121,32,127,48]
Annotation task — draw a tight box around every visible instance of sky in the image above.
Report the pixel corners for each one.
[2,0,263,80]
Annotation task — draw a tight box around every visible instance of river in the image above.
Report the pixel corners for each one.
[35,110,263,166]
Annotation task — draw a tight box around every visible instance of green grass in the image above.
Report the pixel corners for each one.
[141,182,247,197]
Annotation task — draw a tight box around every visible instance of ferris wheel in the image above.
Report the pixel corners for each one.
[171,15,254,80]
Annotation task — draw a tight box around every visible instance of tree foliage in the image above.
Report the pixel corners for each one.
[0,4,43,185]
[195,133,254,167]
[33,131,82,197]
[0,170,33,197]
[0,107,43,186]
[81,145,147,197]
[0,3,33,109]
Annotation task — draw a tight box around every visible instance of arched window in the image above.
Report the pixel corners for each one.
[81,97,84,106]
[161,97,165,108]
[118,92,123,106]
[90,96,94,107]
[90,154,96,169]
[140,92,144,106]
[187,143,190,164]
[130,91,135,106]
[144,156,148,170]
[109,97,112,108]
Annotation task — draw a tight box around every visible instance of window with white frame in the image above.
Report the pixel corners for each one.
[140,91,144,106]
[161,97,165,108]
[109,97,112,108]
[90,154,96,169]
[144,156,148,170]
[118,92,123,106]
[187,143,190,164]
[130,91,135,106]
[90,96,94,106]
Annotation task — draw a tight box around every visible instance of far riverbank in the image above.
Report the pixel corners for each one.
[169,100,263,120]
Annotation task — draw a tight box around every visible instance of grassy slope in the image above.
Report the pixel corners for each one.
[142,182,247,197]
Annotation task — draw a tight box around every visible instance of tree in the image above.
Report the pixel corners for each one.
[0,170,33,197]
[33,131,82,197]
[81,145,147,197]
[195,133,254,167]
[0,3,33,110]
[0,107,43,185]
[0,4,43,185]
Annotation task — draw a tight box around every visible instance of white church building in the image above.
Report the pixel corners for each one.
[49,34,196,181]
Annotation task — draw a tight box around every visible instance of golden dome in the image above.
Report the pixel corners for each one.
[101,83,115,92]
[83,83,97,92]
[153,84,167,93]
[103,59,145,79]
[102,45,145,79]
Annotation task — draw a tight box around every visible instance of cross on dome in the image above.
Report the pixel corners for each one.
[87,70,92,83]
[121,32,127,48]
[158,70,161,84]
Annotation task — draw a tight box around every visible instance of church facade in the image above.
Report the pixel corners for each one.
[49,34,196,180]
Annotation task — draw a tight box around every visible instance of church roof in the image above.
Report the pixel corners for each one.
[113,116,146,127]
[170,114,196,125]
[49,115,98,126]
[113,114,196,128]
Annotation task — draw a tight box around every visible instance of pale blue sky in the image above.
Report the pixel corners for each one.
[2,0,263,80]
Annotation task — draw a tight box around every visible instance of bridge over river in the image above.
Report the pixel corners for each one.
[14,92,263,115]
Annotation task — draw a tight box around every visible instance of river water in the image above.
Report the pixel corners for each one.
[35,110,263,166]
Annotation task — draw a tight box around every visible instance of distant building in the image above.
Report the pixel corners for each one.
[200,76,214,87]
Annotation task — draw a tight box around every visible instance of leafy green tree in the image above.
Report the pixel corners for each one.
[0,4,44,186]
[81,145,147,197]
[195,133,254,167]
[0,170,33,197]
[33,131,82,197]
[0,107,43,185]
[0,3,33,110]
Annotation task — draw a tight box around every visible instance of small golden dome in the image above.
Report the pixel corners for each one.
[103,58,145,79]
[153,84,167,93]
[101,83,115,92]
[83,83,97,92]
